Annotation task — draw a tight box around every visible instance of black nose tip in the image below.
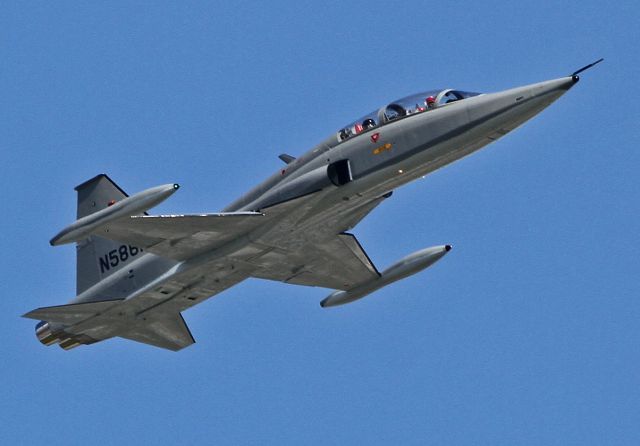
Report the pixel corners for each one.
[572,74,580,83]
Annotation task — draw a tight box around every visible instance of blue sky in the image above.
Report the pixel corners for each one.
[2,2,639,444]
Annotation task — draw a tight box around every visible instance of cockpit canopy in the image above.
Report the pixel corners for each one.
[337,89,481,142]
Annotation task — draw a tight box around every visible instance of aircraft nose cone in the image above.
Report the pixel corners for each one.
[465,75,579,147]
[533,76,577,96]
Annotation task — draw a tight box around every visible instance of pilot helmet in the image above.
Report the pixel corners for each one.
[426,96,436,105]
[362,118,376,129]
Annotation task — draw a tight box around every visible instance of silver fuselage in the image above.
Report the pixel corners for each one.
[70,76,577,319]
[226,76,576,213]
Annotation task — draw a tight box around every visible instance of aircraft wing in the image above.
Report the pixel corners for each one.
[75,189,386,290]
[250,233,380,290]
[95,212,264,261]
[91,192,323,261]
[246,194,391,290]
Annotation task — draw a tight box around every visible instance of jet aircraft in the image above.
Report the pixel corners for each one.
[25,61,602,351]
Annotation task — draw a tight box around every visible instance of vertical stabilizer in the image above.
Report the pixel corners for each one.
[74,175,134,295]
[75,174,129,219]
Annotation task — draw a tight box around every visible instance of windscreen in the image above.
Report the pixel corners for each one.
[336,89,481,143]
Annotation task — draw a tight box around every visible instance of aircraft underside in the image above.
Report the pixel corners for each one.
[27,186,394,350]
[25,63,601,351]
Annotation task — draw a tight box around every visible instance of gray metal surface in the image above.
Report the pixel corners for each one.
[25,73,582,351]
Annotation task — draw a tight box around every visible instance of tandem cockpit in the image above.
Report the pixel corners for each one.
[337,89,481,142]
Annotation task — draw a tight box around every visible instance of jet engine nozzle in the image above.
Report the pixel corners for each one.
[35,321,58,346]
[320,244,452,308]
[34,321,98,350]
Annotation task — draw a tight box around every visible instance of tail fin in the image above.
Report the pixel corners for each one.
[74,175,140,295]
[75,174,129,220]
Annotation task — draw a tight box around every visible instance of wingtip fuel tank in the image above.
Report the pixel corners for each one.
[320,244,452,308]
[50,183,179,246]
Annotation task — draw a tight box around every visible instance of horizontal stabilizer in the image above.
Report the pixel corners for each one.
[23,300,123,325]
[118,313,195,351]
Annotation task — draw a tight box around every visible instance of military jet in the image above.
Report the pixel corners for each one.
[24,61,602,351]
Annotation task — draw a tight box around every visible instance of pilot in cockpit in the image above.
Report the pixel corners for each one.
[362,118,376,130]
[426,96,437,109]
